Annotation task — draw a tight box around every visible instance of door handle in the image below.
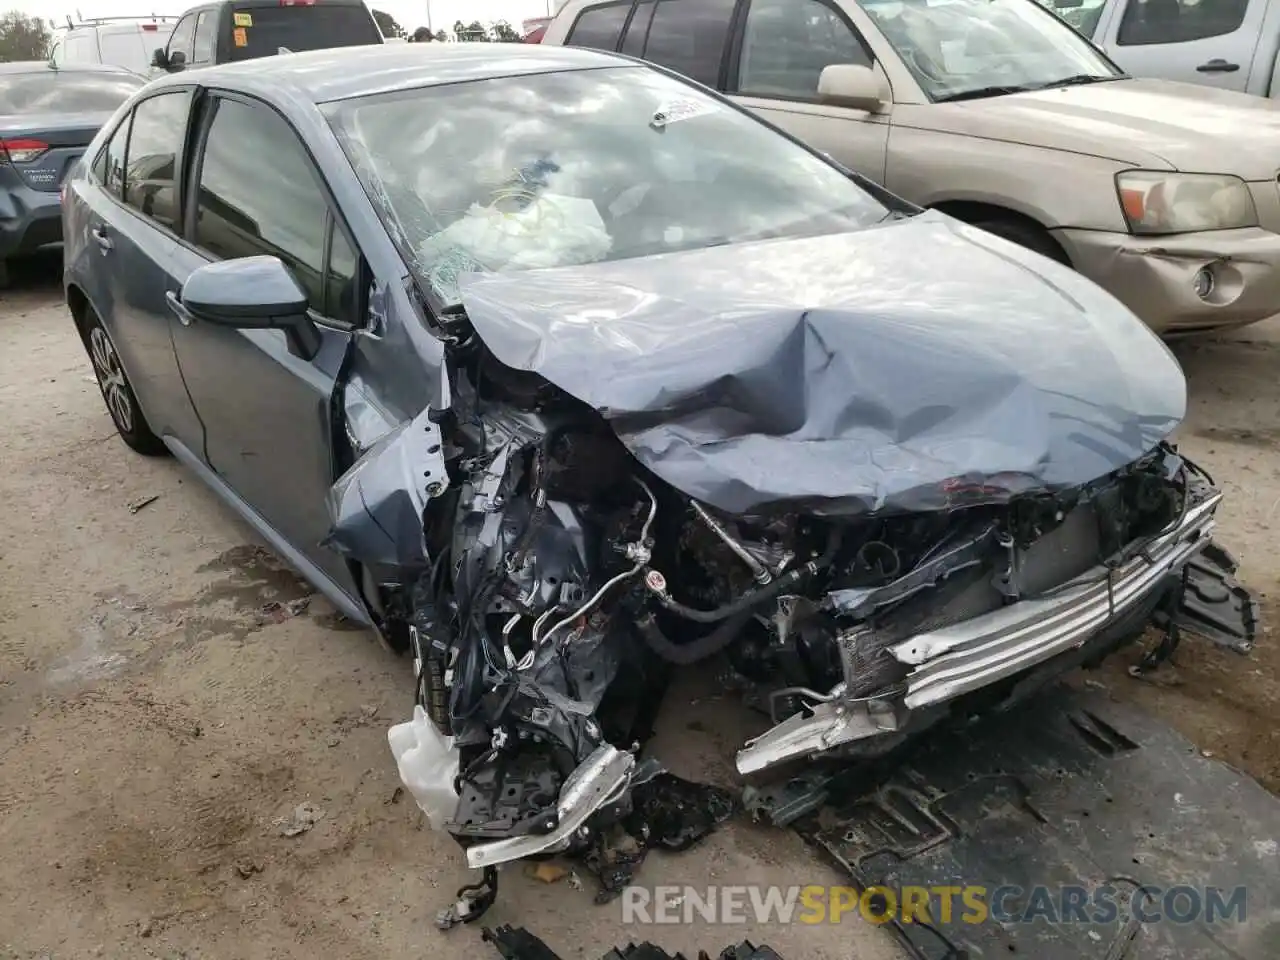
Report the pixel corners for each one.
[1197,59,1240,73]
[89,225,113,252]
[165,290,195,326]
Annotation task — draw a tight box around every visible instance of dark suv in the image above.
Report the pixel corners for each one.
[151,0,382,73]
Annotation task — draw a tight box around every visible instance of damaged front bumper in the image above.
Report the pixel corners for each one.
[466,744,635,869]
[1054,224,1280,336]
[737,484,1228,776]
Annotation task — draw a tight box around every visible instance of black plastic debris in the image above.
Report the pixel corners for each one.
[482,925,784,960]
[1163,543,1259,654]
[801,686,1280,960]
[584,773,738,904]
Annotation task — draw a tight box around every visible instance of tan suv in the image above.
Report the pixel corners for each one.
[541,0,1280,336]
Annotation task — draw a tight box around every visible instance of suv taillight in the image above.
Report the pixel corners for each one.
[0,138,50,163]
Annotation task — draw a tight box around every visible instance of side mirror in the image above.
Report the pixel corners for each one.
[151,47,168,68]
[178,256,322,360]
[818,64,891,114]
[167,49,187,71]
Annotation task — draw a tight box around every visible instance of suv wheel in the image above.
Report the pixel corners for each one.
[84,309,168,456]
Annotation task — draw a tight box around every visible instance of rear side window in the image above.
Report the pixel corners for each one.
[0,72,144,113]
[1117,0,1248,45]
[226,5,382,60]
[63,33,98,63]
[566,2,633,50]
[193,97,353,319]
[123,91,192,231]
[643,0,737,87]
[193,11,218,63]
[99,30,151,74]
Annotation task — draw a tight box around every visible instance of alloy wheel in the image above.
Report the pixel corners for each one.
[89,325,135,434]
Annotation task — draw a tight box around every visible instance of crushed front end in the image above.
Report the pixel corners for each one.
[323,226,1260,916]
[330,367,1254,896]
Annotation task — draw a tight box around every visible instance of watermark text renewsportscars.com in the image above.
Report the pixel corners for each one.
[619,884,1247,926]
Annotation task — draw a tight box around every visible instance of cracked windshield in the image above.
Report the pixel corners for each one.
[862,0,1122,102]
[326,65,890,304]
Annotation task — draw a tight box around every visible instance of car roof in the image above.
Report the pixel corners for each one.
[146,42,632,104]
[0,61,142,77]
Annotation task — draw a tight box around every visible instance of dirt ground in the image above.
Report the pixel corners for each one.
[1,252,1278,960]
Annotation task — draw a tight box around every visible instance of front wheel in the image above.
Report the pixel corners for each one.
[83,308,168,457]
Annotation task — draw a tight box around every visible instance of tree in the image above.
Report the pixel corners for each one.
[0,11,51,62]
[433,29,448,42]
[371,8,405,38]
[490,20,522,42]
[456,20,489,41]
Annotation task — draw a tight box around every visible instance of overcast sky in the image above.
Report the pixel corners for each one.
[22,0,558,35]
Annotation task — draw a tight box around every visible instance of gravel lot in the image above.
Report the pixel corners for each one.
[2,252,1278,960]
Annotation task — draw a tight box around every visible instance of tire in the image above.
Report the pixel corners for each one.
[83,307,168,457]
[973,218,1070,266]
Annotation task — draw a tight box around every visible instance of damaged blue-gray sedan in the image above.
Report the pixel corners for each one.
[63,43,1258,916]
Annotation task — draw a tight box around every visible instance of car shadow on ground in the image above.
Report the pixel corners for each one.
[4,251,63,296]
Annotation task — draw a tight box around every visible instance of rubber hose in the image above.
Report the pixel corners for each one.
[636,609,754,665]
[650,529,841,624]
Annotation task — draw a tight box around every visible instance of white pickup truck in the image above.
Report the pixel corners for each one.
[1044,0,1280,95]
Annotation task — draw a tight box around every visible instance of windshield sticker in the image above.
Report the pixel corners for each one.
[233,26,248,46]
[650,99,717,130]
[233,11,252,26]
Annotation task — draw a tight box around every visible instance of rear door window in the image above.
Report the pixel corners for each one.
[621,0,655,54]
[566,1,633,50]
[1117,0,1249,44]
[226,4,382,60]
[642,0,737,87]
[122,90,192,231]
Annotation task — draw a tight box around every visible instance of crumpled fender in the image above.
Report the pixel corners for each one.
[323,404,449,569]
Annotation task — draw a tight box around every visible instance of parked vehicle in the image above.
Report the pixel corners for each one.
[0,62,144,283]
[543,0,1280,336]
[1040,0,1280,95]
[49,16,177,77]
[151,0,383,73]
[64,44,1255,889]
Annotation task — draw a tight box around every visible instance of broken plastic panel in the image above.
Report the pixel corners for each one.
[325,404,449,568]
[387,704,460,831]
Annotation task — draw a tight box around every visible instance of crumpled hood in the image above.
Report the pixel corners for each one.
[918,79,1280,179]
[458,211,1185,517]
